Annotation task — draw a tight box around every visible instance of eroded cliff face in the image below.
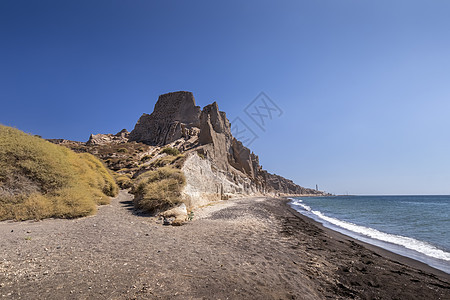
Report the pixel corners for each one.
[69,91,324,210]
[127,91,324,208]
[129,91,201,146]
[181,153,258,208]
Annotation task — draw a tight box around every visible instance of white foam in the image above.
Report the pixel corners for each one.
[287,197,300,202]
[290,199,303,205]
[291,201,450,262]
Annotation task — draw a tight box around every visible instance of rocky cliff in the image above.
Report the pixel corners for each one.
[129,91,201,146]
[51,91,325,211]
[127,91,324,207]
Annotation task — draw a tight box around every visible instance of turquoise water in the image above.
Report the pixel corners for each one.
[289,195,450,274]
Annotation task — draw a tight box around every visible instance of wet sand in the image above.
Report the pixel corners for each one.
[0,191,449,299]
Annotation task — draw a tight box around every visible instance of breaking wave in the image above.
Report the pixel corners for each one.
[289,199,450,262]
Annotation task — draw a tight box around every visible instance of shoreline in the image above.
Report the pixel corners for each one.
[1,192,449,299]
[283,198,450,279]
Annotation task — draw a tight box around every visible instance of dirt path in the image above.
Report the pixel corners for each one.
[1,191,449,299]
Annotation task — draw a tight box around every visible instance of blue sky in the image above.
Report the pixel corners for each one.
[1,0,449,195]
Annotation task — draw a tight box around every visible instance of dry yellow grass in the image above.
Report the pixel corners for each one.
[149,154,185,169]
[114,173,133,189]
[160,147,180,156]
[0,125,118,221]
[132,167,186,213]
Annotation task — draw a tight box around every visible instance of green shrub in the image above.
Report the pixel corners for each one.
[132,167,186,214]
[160,147,180,156]
[0,125,118,221]
[117,148,128,153]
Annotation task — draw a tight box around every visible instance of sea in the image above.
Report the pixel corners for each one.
[289,195,450,274]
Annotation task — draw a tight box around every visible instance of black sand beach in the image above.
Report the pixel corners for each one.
[1,191,449,299]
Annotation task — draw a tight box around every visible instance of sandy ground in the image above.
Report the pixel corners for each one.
[0,190,449,299]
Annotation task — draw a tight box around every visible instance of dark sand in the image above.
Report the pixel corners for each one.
[1,191,449,299]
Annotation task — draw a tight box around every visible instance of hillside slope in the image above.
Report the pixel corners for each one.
[0,125,118,221]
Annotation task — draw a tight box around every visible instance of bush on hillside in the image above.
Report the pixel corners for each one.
[131,167,186,214]
[140,154,153,162]
[114,173,133,189]
[160,147,180,156]
[0,125,118,221]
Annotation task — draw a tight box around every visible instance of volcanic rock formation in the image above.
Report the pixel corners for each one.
[127,91,323,205]
[129,91,201,145]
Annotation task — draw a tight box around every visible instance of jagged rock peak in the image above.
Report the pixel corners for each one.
[201,102,230,134]
[128,91,201,145]
[115,129,129,137]
[198,102,231,146]
[151,91,201,125]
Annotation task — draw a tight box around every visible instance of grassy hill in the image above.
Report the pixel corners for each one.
[0,125,118,221]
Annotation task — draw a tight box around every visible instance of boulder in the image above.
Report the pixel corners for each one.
[86,129,129,145]
[159,203,188,226]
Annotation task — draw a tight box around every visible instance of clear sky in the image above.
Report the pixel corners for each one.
[1,0,449,195]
